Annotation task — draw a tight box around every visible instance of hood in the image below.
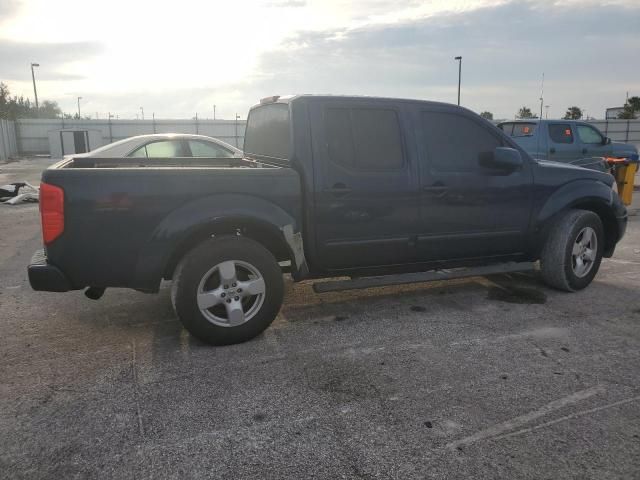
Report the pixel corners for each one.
[536,159,614,188]
[610,141,639,158]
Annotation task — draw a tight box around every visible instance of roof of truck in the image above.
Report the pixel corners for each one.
[252,94,461,110]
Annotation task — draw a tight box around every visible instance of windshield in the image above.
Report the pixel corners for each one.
[244,103,290,161]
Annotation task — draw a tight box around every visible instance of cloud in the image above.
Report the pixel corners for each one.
[0,39,103,81]
[240,0,640,118]
[0,0,21,20]
[267,0,307,7]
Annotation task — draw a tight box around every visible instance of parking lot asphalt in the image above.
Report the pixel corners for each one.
[1,158,639,479]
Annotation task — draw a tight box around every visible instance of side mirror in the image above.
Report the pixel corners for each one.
[602,136,611,145]
[479,147,523,171]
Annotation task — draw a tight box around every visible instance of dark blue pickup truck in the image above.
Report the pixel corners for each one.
[29,95,627,345]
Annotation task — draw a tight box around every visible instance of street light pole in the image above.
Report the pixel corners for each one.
[30,63,40,115]
[77,96,82,119]
[235,113,240,147]
[454,56,462,106]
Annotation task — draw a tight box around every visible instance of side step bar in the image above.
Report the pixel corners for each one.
[312,262,536,293]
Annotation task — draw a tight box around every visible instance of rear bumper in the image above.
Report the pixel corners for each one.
[28,249,73,292]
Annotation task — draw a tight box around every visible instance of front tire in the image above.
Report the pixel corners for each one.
[172,236,284,345]
[540,209,604,292]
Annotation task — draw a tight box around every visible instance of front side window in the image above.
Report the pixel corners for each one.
[188,140,233,157]
[548,124,574,144]
[422,111,501,173]
[324,107,403,170]
[576,125,603,145]
[129,140,183,157]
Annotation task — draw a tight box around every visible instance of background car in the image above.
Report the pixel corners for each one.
[75,134,243,159]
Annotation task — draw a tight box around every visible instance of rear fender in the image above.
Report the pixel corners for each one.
[132,194,306,291]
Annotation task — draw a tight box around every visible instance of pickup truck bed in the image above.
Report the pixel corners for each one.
[36,157,301,291]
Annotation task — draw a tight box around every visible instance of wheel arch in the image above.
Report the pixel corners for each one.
[534,181,619,258]
[132,193,307,291]
[163,216,294,280]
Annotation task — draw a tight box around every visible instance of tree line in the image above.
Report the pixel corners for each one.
[0,82,61,119]
[0,82,91,120]
[511,96,639,121]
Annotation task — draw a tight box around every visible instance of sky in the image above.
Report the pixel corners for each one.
[0,0,638,120]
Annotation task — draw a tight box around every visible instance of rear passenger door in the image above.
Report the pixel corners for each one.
[546,123,580,162]
[310,100,419,270]
[416,107,532,262]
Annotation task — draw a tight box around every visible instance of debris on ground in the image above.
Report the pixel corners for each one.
[0,182,39,205]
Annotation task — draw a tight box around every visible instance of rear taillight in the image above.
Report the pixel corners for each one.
[39,182,64,245]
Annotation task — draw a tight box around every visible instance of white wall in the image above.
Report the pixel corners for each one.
[587,119,640,150]
[16,118,247,156]
[12,117,640,157]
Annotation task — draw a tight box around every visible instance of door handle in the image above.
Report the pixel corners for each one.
[549,147,556,154]
[326,183,352,196]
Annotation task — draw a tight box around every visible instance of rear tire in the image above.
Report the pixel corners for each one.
[540,209,603,292]
[172,236,284,345]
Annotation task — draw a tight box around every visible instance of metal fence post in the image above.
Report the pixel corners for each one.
[0,119,7,161]
[626,120,630,143]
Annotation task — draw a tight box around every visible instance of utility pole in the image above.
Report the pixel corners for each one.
[454,56,462,106]
[30,63,40,115]
[235,113,240,147]
[108,112,114,142]
[77,96,82,119]
[140,106,144,120]
[539,73,545,119]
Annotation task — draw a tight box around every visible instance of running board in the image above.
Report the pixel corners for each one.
[312,262,536,293]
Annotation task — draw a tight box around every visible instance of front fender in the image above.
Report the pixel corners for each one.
[536,180,613,228]
[531,180,624,257]
[132,193,303,290]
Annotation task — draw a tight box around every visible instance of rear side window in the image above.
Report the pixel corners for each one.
[244,104,290,160]
[548,124,574,144]
[324,107,403,170]
[500,122,536,137]
[188,140,233,157]
[129,140,184,158]
[422,111,501,173]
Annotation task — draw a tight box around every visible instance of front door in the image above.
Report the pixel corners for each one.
[575,123,612,158]
[310,100,419,270]
[415,107,533,262]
